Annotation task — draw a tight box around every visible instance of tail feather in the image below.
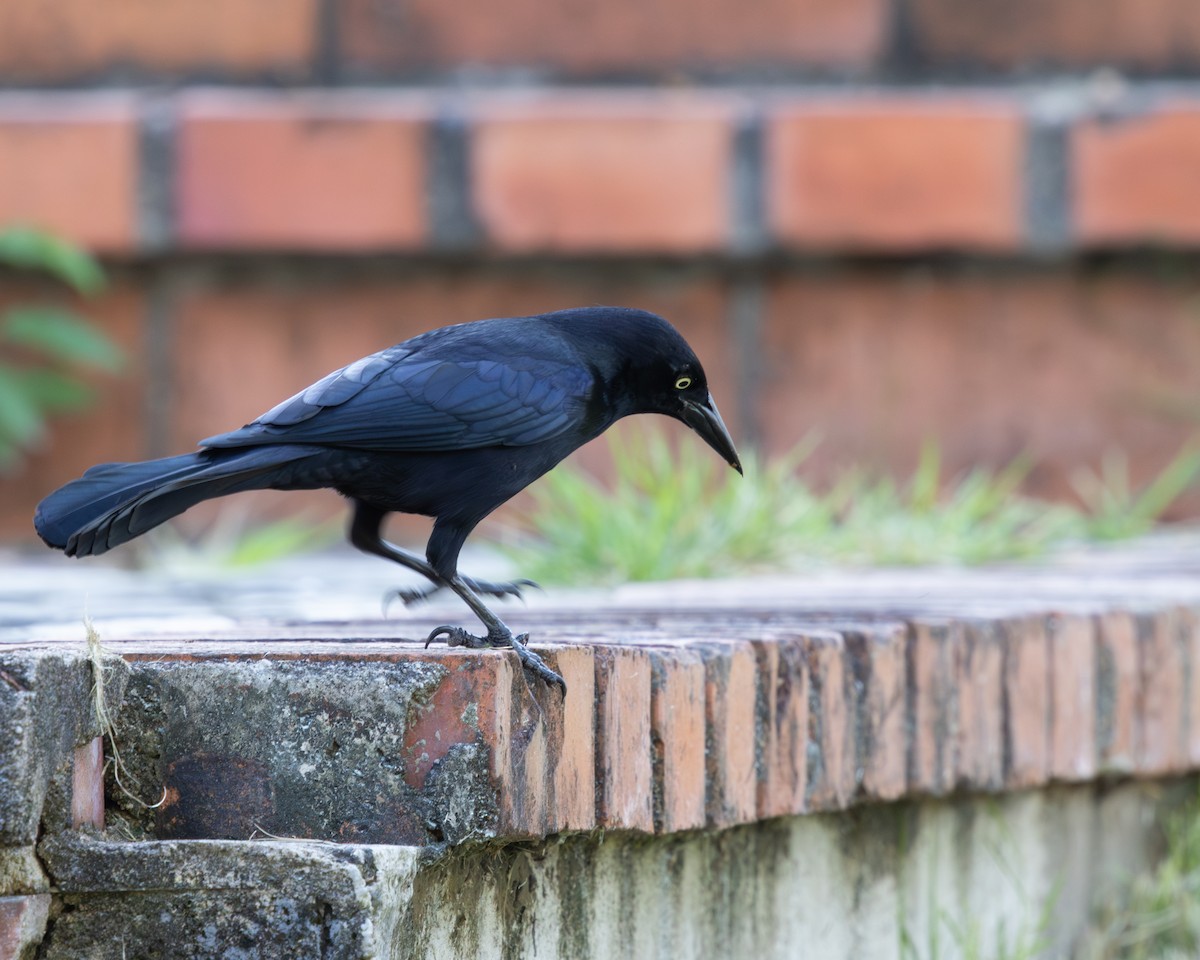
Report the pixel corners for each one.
[34,446,322,557]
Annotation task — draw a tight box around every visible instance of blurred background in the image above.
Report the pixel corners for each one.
[3,0,1200,560]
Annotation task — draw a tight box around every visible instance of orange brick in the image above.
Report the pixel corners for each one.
[1096,612,1139,774]
[0,895,51,958]
[1003,616,1050,787]
[766,98,1025,251]
[594,646,654,831]
[1048,614,1096,782]
[760,269,1200,513]
[471,97,735,253]
[0,97,137,251]
[1075,106,1200,246]
[339,0,886,75]
[539,646,596,833]
[908,0,1200,69]
[908,620,957,795]
[844,624,908,801]
[71,737,105,830]
[802,630,854,810]
[1134,610,1188,775]
[0,0,317,78]
[701,641,759,827]
[403,650,573,838]
[177,94,430,250]
[756,638,808,818]
[649,649,707,834]
[953,621,1005,791]
[1186,609,1200,766]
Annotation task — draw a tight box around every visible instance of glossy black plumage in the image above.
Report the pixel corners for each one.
[34,306,742,692]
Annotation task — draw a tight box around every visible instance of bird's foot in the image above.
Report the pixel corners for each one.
[387,577,539,609]
[425,625,566,696]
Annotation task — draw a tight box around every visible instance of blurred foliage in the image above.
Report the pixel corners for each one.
[496,428,1200,585]
[1080,787,1200,959]
[0,226,122,470]
[133,504,343,573]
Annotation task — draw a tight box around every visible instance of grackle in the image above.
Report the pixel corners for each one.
[34,306,742,693]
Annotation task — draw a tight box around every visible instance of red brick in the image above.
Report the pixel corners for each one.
[701,641,759,827]
[1135,610,1188,775]
[0,0,317,78]
[1048,614,1096,782]
[71,737,105,830]
[1003,616,1050,787]
[0,895,50,960]
[953,621,1005,791]
[908,0,1200,69]
[339,0,886,75]
[760,270,1200,511]
[766,98,1025,251]
[403,646,593,837]
[908,620,958,794]
[802,630,854,810]
[538,646,596,833]
[649,649,707,834]
[1075,106,1200,246]
[756,638,808,818]
[0,284,146,542]
[0,97,137,251]
[471,97,735,253]
[1095,612,1139,773]
[843,624,908,801]
[177,94,430,250]
[1186,609,1200,766]
[594,646,654,831]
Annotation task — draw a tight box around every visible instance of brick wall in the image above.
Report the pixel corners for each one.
[4,2,1200,539]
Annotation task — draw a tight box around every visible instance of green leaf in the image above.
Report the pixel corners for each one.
[0,307,124,372]
[0,361,49,448]
[0,227,105,294]
[9,367,94,412]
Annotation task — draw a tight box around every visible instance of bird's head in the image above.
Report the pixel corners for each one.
[558,306,743,475]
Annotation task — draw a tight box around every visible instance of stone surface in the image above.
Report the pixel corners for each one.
[20,780,1190,960]
[0,651,127,846]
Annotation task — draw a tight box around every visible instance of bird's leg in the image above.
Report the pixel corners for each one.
[392,575,539,608]
[349,503,535,607]
[426,575,566,696]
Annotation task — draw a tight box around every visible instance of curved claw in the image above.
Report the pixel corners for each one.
[511,634,567,698]
[424,625,566,697]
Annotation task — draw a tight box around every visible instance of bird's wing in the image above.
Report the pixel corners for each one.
[200,344,594,452]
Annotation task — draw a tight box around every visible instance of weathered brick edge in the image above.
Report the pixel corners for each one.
[5,88,1200,255]
[579,606,1200,834]
[107,604,1200,842]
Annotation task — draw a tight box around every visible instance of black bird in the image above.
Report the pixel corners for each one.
[34,306,742,693]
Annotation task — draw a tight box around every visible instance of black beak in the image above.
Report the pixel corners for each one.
[681,393,743,475]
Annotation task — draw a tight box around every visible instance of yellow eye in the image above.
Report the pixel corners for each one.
[674,376,693,390]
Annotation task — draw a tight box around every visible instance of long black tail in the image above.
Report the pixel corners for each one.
[34,445,326,558]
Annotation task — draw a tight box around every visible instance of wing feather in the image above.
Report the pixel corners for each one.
[201,347,592,453]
